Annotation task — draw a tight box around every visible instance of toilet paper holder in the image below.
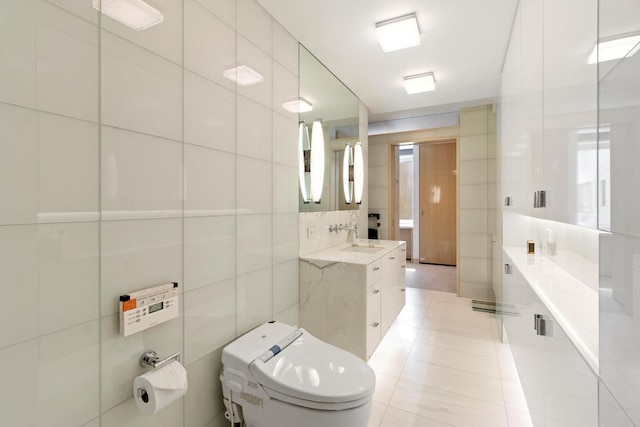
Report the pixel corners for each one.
[140,350,181,370]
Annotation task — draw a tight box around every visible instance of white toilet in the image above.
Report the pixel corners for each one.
[220,321,376,427]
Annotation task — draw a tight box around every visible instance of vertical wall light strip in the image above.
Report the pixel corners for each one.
[343,144,353,204]
[354,142,364,204]
[310,120,325,203]
[298,122,311,203]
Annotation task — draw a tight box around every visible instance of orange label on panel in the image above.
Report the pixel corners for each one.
[123,299,137,311]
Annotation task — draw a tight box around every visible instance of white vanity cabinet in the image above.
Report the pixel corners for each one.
[380,245,406,334]
[300,241,406,361]
[503,252,597,427]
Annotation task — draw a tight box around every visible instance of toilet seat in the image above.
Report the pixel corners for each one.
[248,329,375,410]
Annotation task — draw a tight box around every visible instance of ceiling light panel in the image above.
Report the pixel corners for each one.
[282,98,313,113]
[403,72,435,94]
[93,0,164,31]
[588,35,640,64]
[222,65,264,86]
[375,13,421,53]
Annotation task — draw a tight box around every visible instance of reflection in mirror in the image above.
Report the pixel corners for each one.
[298,45,360,212]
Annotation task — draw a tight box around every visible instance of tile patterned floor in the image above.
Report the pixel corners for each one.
[368,288,533,427]
[405,262,457,293]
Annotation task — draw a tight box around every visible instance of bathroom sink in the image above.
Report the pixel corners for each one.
[340,245,386,254]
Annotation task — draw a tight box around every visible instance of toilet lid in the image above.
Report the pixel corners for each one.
[249,330,376,405]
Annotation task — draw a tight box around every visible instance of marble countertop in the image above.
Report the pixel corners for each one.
[504,246,599,373]
[301,239,405,265]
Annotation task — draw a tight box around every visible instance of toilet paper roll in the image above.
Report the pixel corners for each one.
[133,360,188,414]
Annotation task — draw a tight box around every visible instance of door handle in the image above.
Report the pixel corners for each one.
[421,209,424,216]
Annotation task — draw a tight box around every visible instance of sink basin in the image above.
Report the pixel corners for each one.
[340,245,385,254]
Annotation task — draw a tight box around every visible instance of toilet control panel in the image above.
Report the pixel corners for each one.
[119,282,179,336]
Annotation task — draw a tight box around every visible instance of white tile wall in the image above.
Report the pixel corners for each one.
[237,0,273,55]
[38,114,99,216]
[460,108,489,136]
[237,214,273,274]
[101,396,183,427]
[273,213,299,263]
[237,267,273,334]
[0,104,38,225]
[273,259,300,313]
[237,36,273,108]
[459,106,496,300]
[102,126,182,217]
[460,160,488,185]
[237,156,273,214]
[101,31,182,140]
[0,339,39,425]
[184,279,236,364]
[273,62,298,119]
[460,185,489,209]
[36,4,99,122]
[193,0,236,29]
[273,112,298,167]
[273,164,299,213]
[100,218,183,317]
[184,216,236,291]
[237,95,272,160]
[38,321,99,427]
[273,22,298,76]
[183,348,225,427]
[38,222,99,335]
[460,135,489,160]
[184,0,236,91]
[0,225,38,348]
[184,144,236,215]
[183,71,236,153]
[0,0,37,108]
[0,1,301,425]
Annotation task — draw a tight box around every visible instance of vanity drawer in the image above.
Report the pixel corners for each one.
[366,308,382,358]
[367,259,382,287]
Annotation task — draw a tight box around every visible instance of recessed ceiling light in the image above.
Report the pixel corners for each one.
[403,72,435,94]
[282,98,313,113]
[92,0,164,31]
[222,65,264,86]
[587,34,640,64]
[375,13,421,53]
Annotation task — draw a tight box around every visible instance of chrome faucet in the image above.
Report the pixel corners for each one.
[329,223,359,242]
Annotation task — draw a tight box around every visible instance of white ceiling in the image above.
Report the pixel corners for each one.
[257,0,519,121]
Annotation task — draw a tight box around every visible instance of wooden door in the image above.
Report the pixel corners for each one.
[419,142,456,265]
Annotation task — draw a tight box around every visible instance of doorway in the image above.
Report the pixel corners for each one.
[391,139,458,293]
[419,141,456,265]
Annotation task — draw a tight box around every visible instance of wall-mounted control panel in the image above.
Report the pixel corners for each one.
[119,282,179,337]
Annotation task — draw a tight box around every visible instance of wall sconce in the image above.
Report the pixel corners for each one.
[343,144,354,204]
[354,142,364,204]
[342,141,364,204]
[298,122,310,203]
[298,120,325,203]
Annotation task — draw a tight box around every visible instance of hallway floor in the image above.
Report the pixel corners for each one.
[367,288,532,427]
[405,262,457,293]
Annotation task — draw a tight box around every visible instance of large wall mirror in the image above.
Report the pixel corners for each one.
[299,45,360,212]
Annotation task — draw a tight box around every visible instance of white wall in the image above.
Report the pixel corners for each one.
[0,1,300,426]
[458,106,497,300]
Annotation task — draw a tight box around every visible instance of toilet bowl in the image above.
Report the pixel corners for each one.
[220,321,376,427]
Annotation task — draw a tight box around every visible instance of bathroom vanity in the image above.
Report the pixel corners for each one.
[502,248,598,426]
[299,240,406,360]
